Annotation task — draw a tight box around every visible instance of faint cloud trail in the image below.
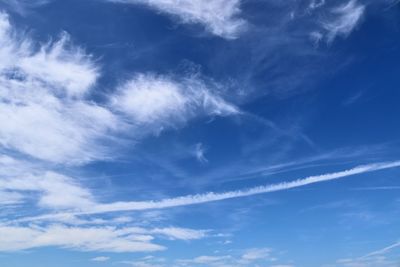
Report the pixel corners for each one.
[361,241,400,259]
[92,160,400,213]
[21,160,400,222]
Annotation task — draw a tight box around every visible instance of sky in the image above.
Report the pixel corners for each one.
[0,0,400,266]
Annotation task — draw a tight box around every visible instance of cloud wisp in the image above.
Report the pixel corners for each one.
[362,241,400,259]
[322,0,365,42]
[0,223,208,253]
[106,0,246,39]
[91,256,110,262]
[111,74,238,134]
[336,240,400,267]
[0,225,162,253]
[0,225,163,252]
[176,247,278,267]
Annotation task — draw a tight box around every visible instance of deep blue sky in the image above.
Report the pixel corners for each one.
[0,0,400,266]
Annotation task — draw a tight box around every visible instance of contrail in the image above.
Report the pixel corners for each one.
[20,160,400,222]
[91,160,400,213]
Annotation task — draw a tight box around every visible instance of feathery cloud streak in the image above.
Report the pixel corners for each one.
[0,224,207,252]
[336,240,400,267]
[323,0,365,42]
[26,160,400,221]
[0,12,120,165]
[106,0,246,38]
[111,74,239,132]
[0,12,238,165]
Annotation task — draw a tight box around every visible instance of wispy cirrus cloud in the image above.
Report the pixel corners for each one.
[106,0,246,39]
[0,12,120,165]
[0,1,398,264]
[193,143,208,163]
[362,241,400,259]
[0,155,95,209]
[177,255,233,266]
[91,256,110,262]
[0,0,49,15]
[351,186,400,191]
[111,73,238,133]
[0,223,208,253]
[176,247,279,266]
[333,239,400,266]
[322,0,365,42]
[0,12,238,165]
[0,224,165,252]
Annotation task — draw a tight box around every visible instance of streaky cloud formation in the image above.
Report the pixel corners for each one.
[0,12,120,165]
[0,14,98,97]
[0,0,49,14]
[362,241,400,258]
[111,74,238,132]
[0,12,237,165]
[322,0,365,42]
[0,224,207,252]
[0,155,95,209]
[0,225,165,252]
[87,160,400,213]
[91,256,110,262]
[107,0,246,38]
[24,160,400,222]
[177,247,278,267]
[0,0,399,266]
[193,142,208,163]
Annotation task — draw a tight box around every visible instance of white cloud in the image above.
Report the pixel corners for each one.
[112,74,188,126]
[310,31,324,46]
[241,248,272,261]
[337,256,397,267]
[362,241,400,258]
[194,143,208,163]
[0,12,121,165]
[309,0,325,10]
[151,227,207,240]
[177,248,278,266]
[333,240,400,267]
[0,14,97,98]
[177,255,232,266]
[0,155,95,210]
[322,0,365,42]
[121,257,166,267]
[0,11,240,215]
[0,222,208,253]
[111,74,238,132]
[0,190,24,205]
[115,226,207,241]
[91,256,110,262]
[107,0,246,39]
[0,225,165,252]
[0,0,50,15]
[18,33,99,98]
[35,172,94,209]
[0,11,238,165]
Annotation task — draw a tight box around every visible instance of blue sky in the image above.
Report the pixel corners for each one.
[0,0,400,266]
